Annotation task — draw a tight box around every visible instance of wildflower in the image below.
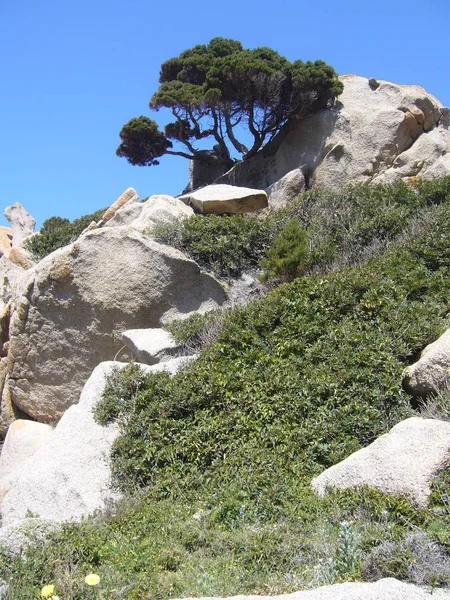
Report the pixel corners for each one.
[41,584,55,598]
[85,573,101,586]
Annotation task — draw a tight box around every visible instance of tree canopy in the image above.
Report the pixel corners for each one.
[117,38,343,170]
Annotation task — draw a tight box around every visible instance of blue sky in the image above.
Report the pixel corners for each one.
[1,0,449,229]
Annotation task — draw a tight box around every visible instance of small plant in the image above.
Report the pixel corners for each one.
[259,218,308,283]
[335,521,360,579]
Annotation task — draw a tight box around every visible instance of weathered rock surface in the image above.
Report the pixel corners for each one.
[106,194,194,231]
[174,578,450,600]
[0,518,56,555]
[179,184,268,214]
[4,227,227,423]
[0,420,54,502]
[0,359,28,439]
[217,76,450,192]
[0,357,196,528]
[102,187,138,222]
[312,417,450,508]
[403,328,450,397]
[0,255,27,313]
[264,167,307,211]
[3,203,36,248]
[7,246,35,270]
[0,362,119,527]
[121,328,181,365]
[0,228,12,258]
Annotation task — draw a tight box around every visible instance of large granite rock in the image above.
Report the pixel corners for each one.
[0,357,196,528]
[3,203,36,248]
[312,417,450,508]
[4,227,227,423]
[0,420,53,502]
[0,362,120,527]
[174,578,450,600]
[179,184,268,214]
[403,328,450,397]
[121,328,181,365]
[217,76,450,192]
[264,167,307,211]
[106,194,194,231]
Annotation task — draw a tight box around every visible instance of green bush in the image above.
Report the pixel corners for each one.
[154,177,450,280]
[259,218,308,283]
[153,214,272,278]
[26,208,106,259]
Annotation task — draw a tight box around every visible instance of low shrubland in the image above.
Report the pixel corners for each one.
[154,177,450,279]
[3,178,450,598]
[26,208,106,260]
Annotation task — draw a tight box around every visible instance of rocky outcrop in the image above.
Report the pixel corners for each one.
[311,417,450,508]
[216,76,450,192]
[105,194,194,231]
[121,328,181,365]
[3,227,227,424]
[3,203,36,248]
[0,357,196,528]
[264,167,307,211]
[0,362,120,527]
[403,328,450,397]
[179,184,268,214]
[174,578,450,600]
[0,420,53,502]
[101,187,139,223]
[7,246,35,270]
[0,228,12,258]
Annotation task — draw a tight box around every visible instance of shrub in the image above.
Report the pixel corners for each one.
[26,207,106,259]
[153,214,272,278]
[153,177,450,280]
[165,310,227,353]
[259,218,308,283]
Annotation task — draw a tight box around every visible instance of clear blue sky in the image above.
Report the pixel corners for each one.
[1,0,449,229]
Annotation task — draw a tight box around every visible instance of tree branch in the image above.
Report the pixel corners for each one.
[165,150,195,160]
[223,108,248,155]
[211,108,231,160]
[244,104,263,159]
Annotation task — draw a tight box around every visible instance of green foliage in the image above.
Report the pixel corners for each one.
[153,213,272,278]
[0,486,429,599]
[97,196,450,501]
[26,208,106,260]
[259,218,308,282]
[116,116,172,166]
[117,38,342,168]
[154,177,450,280]
[165,310,226,354]
[5,177,450,597]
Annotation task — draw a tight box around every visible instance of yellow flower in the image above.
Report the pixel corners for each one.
[85,573,101,586]
[41,584,55,598]
[52,596,60,600]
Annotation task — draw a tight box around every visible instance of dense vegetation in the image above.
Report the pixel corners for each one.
[26,208,106,260]
[154,177,450,280]
[116,38,342,170]
[2,178,450,599]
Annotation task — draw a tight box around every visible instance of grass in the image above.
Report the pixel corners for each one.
[3,178,450,598]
